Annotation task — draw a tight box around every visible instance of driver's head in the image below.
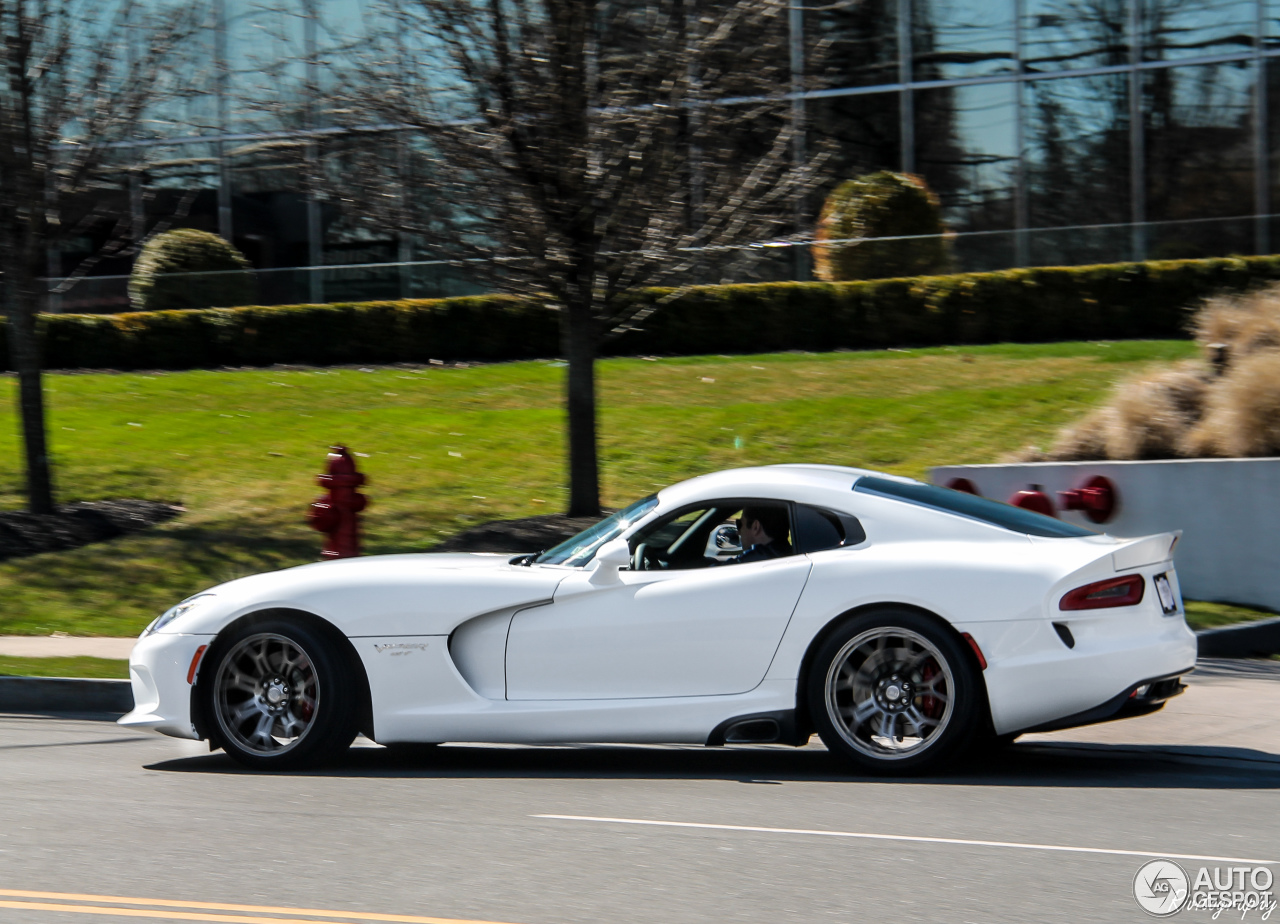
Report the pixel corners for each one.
[740,506,789,545]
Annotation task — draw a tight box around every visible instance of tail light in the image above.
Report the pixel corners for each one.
[1059,575,1145,611]
[961,632,987,670]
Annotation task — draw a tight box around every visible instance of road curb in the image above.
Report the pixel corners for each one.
[1197,616,1280,659]
[0,676,133,715]
[0,618,1275,717]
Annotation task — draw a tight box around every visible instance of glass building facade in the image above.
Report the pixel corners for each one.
[50,0,1280,309]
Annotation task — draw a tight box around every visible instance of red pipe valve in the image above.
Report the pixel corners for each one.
[1008,485,1056,518]
[308,445,369,559]
[1058,475,1117,524]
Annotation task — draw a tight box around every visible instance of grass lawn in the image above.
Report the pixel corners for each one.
[0,338,1221,638]
[1183,600,1276,632]
[0,655,130,679]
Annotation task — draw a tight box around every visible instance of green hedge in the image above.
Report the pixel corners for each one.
[5,255,1280,371]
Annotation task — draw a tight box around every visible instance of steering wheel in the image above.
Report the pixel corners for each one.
[631,542,668,571]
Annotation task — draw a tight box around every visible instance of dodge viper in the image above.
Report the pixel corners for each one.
[120,465,1196,772]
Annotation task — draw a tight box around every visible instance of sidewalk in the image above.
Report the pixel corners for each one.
[0,636,136,659]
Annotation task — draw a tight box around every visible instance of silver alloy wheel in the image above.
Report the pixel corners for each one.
[824,627,956,761]
[213,632,321,756]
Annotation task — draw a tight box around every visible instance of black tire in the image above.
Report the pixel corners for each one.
[204,618,358,771]
[807,608,983,775]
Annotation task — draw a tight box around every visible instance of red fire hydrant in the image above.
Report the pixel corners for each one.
[308,445,368,559]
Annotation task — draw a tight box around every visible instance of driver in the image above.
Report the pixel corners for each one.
[726,506,792,563]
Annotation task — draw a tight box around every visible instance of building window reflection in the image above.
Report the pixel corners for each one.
[51,0,1280,311]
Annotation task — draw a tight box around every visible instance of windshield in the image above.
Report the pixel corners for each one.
[534,494,660,566]
[854,476,1097,539]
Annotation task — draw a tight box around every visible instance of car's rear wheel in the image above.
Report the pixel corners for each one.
[808,609,981,774]
[207,619,357,771]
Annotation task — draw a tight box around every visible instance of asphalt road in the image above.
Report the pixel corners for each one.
[2,661,1278,924]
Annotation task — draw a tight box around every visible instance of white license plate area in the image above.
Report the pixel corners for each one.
[1154,572,1179,615]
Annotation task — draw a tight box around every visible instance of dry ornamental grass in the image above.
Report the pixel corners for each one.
[1184,351,1280,457]
[1031,285,1280,461]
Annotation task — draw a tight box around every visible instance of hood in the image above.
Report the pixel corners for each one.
[165,553,569,637]
[287,551,523,574]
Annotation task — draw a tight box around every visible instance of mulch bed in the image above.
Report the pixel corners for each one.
[0,500,184,562]
[0,503,594,562]
[429,512,608,554]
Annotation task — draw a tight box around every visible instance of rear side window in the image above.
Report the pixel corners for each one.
[854,476,1096,539]
[793,504,867,553]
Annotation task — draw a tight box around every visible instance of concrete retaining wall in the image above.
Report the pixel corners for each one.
[930,458,1280,612]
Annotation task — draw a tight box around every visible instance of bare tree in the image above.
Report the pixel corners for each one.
[0,0,191,512]
[345,0,822,517]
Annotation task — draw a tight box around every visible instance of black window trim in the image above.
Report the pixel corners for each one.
[852,475,1097,539]
[793,503,869,554]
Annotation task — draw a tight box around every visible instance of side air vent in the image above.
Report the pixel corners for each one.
[1053,622,1076,649]
[724,719,781,744]
[706,710,800,747]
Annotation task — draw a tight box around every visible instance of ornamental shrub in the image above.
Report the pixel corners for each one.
[128,229,257,312]
[9,254,1280,372]
[813,171,953,282]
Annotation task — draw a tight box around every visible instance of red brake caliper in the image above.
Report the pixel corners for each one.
[299,676,316,721]
[919,661,943,720]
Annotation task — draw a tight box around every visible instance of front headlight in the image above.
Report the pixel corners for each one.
[142,594,215,637]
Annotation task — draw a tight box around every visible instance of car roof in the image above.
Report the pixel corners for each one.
[656,464,917,509]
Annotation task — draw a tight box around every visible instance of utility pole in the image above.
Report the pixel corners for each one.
[1255,0,1269,255]
[687,0,704,231]
[397,134,412,297]
[304,0,323,303]
[898,0,914,174]
[789,0,808,279]
[1013,0,1029,267]
[215,0,233,241]
[1128,0,1146,261]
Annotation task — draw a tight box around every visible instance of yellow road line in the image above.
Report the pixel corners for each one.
[0,901,367,924]
[0,892,520,924]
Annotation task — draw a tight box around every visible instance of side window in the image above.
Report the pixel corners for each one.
[793,505,866,554]
[629,500,796,570]
[630,506,721,571]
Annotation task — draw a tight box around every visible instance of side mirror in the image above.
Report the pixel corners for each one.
[713,524,741,551]
[705,524,741,559]
[589,537,631,585]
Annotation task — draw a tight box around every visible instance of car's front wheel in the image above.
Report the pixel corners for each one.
[206,619,358,771]
[808,609,982,774]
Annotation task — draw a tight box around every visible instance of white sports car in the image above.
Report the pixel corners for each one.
[120,465,1197,773]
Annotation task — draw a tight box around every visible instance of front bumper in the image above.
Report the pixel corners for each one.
[117,632,214,740]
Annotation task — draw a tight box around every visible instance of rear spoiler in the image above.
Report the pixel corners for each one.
[1111,531,1182,572]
